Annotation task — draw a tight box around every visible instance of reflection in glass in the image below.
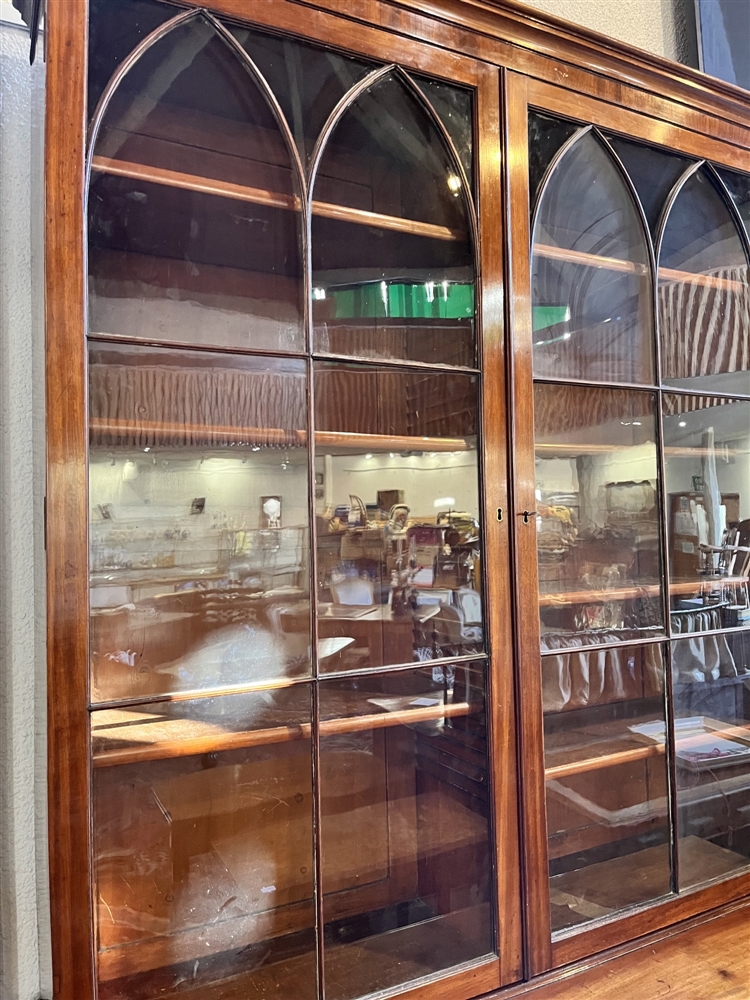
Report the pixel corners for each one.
[319,663,493,999]
[88,344,310,703]
[663,394,750,627]
[658,167,750,395]
[717,166,750,236]
[88,15,305,352]
[311,72,475,367]
[313,363,483,671]
[534,384,663,644]
[88,0,175,118]
[605,135,692,240]
[93,685,316,999]
[527,111,581,212]
[672,631,750,889]
[544,642,671,931]
[229,25,375,166]
[531,130,654,384]
[413,74,474,185]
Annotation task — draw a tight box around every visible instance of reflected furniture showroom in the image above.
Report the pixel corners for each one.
[46,1,750,998]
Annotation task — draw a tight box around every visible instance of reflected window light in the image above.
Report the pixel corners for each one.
[312,287,326,300]
[380,280,388,313]
[425,281,435,303]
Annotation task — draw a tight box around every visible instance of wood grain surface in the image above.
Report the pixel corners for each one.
[503,901,750,999]
[45,1,96,998]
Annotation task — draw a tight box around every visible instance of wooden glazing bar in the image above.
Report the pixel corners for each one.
[92,700,474,767]
[91,155,462,241]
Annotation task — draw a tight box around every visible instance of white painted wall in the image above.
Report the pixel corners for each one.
[0,1,700,998]
[522,0,699,65]
[0,13,52,1000]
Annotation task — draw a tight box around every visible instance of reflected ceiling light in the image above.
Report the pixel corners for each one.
[447,174,462,195]
[678,421,687,427]
[364,453,373,460]
[312,287,326,300]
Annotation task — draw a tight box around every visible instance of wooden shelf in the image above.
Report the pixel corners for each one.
[91,156,462,242]
[92,700,474,768]
[546,742,664,780]
[533,242,747,293]
[536,443,744,459]
[89,417,472,453]
[539,577,748,606]
[545,720,750,781]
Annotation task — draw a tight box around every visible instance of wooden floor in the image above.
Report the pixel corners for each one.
[517,904,750,999]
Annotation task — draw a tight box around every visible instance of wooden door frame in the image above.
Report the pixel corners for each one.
[504,69,750,975]
[45,1,521,997]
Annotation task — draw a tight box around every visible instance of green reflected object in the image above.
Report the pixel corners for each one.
[322,281,474,320]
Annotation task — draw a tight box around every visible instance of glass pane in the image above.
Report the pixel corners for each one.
[89,343,310,703]
[672,630,750,890]
[658,167,750,395]
[663,394,750,627]
[88,0,176,119]
[531,130,655,384]
[313,363,483,671]
[717,166,750,236]
[229,25,375,167]
[528,111,581,212]
[413,74,474,186]
[605,135,692,239]
[534,383,663,646]
[311,72,476,367]
[319,663,493,999]
[88,15,305,353]
[92,685,316,999]
[544,643,671,931]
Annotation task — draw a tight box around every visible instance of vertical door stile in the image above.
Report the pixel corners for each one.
[476,61,523,986]
[46,0,97,997]
[502,69,553,976]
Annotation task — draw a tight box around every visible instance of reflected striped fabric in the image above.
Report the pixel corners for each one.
[659,264,750,383]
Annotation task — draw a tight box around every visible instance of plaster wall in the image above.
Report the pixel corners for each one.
[0,14,52,1000]
[521,0,699,65]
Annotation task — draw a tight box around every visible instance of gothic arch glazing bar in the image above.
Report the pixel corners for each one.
[531,125,656,384]
[309,65,478,367]
[86,9,307,354]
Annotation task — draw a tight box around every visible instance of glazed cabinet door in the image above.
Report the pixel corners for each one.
[506,72,750,974]
[46,2,519,998]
